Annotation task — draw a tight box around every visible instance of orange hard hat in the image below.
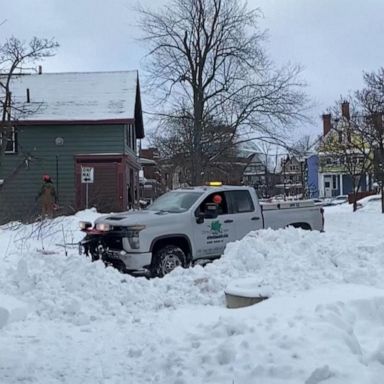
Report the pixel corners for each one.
[212,194,222,204]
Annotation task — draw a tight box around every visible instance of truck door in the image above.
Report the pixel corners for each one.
[192,191,238,259]
[227,190,263,239]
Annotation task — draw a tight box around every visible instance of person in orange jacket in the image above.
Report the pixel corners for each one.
[37,175,57,218]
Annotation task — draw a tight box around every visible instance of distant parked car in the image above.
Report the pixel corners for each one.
[330,195,348,205]
[320,198,333,206]
[356,194,382,209]
[311,198,325,206]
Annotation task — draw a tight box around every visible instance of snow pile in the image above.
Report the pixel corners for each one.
[1,203,384,383]
[0,294,29,329]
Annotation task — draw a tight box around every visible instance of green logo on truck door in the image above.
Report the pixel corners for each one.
[206,220,228,242]
[210,220,222,234]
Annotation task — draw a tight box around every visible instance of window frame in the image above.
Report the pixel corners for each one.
[1,126,17,154]
[227,190,255,213]
[126,123,136,151]
[196,191,231,216]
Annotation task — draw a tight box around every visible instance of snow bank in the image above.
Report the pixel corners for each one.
[1,203,384,383]
[0,293,29,329]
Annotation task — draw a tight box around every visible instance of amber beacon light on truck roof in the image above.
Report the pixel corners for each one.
[207,181,223,187]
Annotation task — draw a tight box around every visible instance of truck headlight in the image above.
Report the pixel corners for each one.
[126,225,146,249]
[79,221,92,230]
[95,223,111,232]
[128,235,140,249]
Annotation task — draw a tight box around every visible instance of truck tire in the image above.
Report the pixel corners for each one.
[153,245,186,277]
[289,223,311,230]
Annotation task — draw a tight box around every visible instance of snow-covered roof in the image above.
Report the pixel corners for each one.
[8,71,140,122]
[139,158,157,166]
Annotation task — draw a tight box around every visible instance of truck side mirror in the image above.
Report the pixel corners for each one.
[196,212,205,224]
[195,203,219,224]
[204,203,218,219]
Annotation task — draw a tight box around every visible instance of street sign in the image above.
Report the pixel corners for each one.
[81,167,94,184]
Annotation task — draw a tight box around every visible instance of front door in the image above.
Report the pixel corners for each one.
[324,176,332,197]
[193,191,237,260]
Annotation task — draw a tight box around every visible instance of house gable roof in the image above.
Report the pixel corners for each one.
[9,70,144,138]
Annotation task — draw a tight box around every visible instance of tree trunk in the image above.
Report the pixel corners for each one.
[191,88,204,186]
[352,178,357,212]
[381,183,384,214]
[380,145,384,214]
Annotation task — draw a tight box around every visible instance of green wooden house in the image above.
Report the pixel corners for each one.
[0,70,144,223]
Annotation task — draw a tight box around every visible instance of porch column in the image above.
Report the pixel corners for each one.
[339,174,343,195]
[318,173,323,197]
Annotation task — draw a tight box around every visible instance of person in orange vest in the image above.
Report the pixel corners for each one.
[212,194,224,215]
[36,175,57,218]
[212,194,222,205]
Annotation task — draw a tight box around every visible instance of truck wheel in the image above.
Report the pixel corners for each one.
[153,245,186,277]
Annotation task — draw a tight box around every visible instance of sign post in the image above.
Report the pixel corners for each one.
[81,167,94,209]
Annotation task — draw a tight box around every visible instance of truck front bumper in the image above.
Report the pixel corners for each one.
[104,251,152,273]
[79,234,152,276]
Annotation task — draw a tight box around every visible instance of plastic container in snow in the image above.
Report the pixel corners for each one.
[224,278,271,308]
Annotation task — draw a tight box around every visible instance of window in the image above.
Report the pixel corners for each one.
[131,125,136,152]
[146,191,203,213]
[126,124,132,149]
[126,124,136,151]
[198,192,229,216]
[332,175,338,189]
[1,126,17,154]
[229,190,254,213]
[126,125,131,147]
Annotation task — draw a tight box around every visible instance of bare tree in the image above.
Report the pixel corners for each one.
[356,68,384,213]
[139,0,309,185]
[151,110,242,185]
[288,134,320,157]
[0,36,59,156]
[150,107,289,186]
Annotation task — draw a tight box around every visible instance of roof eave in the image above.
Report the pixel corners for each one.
[14,118,135,126]
[134,74,144,139]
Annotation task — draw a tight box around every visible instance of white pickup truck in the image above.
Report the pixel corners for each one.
[79,185,324,277]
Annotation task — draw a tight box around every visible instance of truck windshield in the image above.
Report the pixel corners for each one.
[146,191,203,213]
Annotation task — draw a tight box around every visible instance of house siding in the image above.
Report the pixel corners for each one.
[0,123,127,222]
[306,155,319,198]
[341,174,368,195]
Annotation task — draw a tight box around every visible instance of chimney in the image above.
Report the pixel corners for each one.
[26,88,30,103]
[322,113,331,136]
[341,101,350,120]
[38,65,42,75]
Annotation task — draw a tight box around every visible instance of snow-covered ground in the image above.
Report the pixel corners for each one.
[1,203,384,383]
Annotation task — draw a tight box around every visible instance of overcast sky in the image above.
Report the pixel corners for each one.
[3,0,384,138]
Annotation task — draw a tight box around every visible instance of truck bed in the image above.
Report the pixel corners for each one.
[261,200,323,230]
